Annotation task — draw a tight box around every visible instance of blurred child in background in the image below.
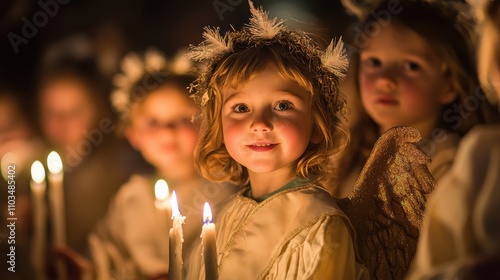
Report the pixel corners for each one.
[89,48,238,280]
[408,0,500,278]
[331,0,498,198]
[36,37,148,258]
[0,79,44,280]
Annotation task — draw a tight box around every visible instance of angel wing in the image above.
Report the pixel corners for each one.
[338,126,436,279]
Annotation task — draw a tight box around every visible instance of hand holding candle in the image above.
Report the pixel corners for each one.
[169,191,185,280]
[31,161,47,280]
[202,202,218,280]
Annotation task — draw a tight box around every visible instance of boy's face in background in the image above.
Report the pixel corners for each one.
[39,78,98,151]
[359,22,457,134]
[127,87,198,178]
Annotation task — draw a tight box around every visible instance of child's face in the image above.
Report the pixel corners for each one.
[359,22,457,133]
[127,87,198,175]
[39,79,98,150]
[221,65,316,176]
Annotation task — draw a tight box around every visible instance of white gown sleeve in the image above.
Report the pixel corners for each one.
[266,215,367,280]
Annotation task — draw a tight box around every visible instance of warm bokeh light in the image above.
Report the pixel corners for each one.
[31,161,46,184]
[154,179,169,201]
[1,152,17,181]
[47,151,63,174]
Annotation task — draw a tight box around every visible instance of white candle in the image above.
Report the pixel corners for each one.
[47,151,68,280]
[47,151,65,246]
[30,161,47,280]
[169,191,185,280]
[155,179,171,259]
[202,202,218,280]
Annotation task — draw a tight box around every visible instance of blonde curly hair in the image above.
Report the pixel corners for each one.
[194,44,348,185]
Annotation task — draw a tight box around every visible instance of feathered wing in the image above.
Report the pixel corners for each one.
[338,126,436,279]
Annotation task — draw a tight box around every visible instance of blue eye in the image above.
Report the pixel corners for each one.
[274,101,293,111]
[233,104,250,113]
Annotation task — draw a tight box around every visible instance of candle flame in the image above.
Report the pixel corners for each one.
[171,191,180,218]
[47,151,63,174]
[154,179,169,201]
[31,161,46,183]
[203,202,212,223]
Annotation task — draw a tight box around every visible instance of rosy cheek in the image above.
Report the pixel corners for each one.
[359,74,376,98]
[184,130,198,151]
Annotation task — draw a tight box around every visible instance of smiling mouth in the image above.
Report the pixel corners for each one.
[376,98,399,105]
[247,144,277,152]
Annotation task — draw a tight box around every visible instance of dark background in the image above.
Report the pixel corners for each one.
[0,0,354,105]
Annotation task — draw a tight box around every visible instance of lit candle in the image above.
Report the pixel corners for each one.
[154,179,171,259]
[155,179,170,210]
[202,202,218,280]
[30,161,47,280]
[169,191,185,280]
[47,151,65,246]
[47,151,68,280]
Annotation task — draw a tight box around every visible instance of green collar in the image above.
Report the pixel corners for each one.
[244,177,310,202]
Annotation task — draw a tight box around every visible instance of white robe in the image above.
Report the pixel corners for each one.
[185,180,368,280]
[408,125,500,279]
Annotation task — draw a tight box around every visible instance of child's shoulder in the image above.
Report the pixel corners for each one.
[114,174,155,202]
[455,125,500,168]
[290,181,345,215]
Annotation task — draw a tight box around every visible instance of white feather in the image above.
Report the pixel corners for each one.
[145,48,166,72]
[321,38,349,78]
[189,27,232,61]
[111,89,129,110]
[201,91,210,106]
[247,0,285,40]
[121,53,144,82]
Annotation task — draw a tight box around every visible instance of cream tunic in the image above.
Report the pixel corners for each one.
[408,126,500,279]
[185,180,368,280]
[89,174,238,279]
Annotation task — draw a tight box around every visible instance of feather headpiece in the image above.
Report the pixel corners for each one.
[111,48,196,119]
[188,1,349,114]
[341,0,476,48]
